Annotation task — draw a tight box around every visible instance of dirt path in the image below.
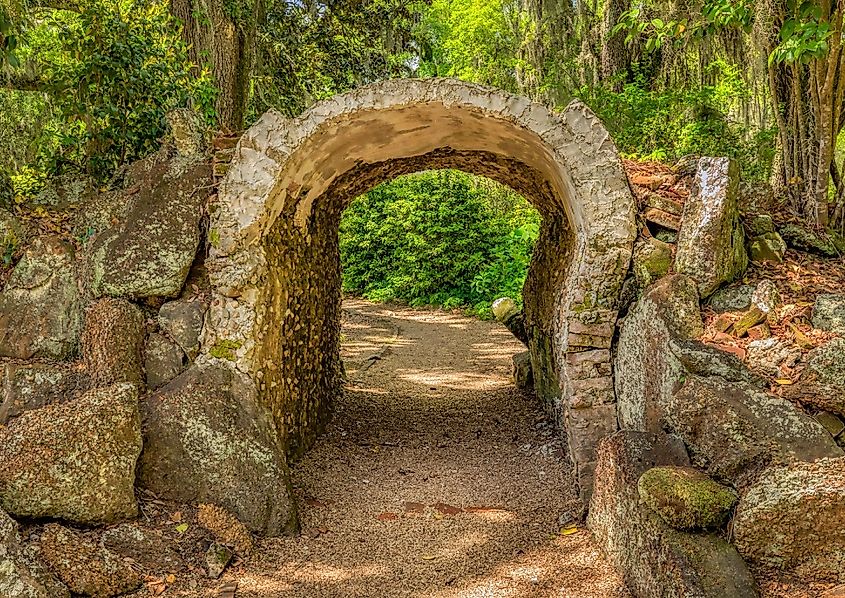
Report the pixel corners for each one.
[231,300,629,597]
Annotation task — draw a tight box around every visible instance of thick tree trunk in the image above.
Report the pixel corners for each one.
[600,0,628,89]
[169,0,261,132]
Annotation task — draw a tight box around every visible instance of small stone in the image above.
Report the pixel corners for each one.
[101,523,184,572]
[637,466,737,530]
[82,298,145,387]
[145,333,185,390]
[733,306,766,338]
[813,294,845,334]
[205,543,233,579]
[815,412,845,439]
[707,284,754,313]
[751,279,780,315]
[748,232,786,263]
[158,299,206,359]
[747,214,775,236]
[39,524,141,597]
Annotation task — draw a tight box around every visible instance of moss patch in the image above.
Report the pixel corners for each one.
[638,465,737,531]
[209,339,242,361]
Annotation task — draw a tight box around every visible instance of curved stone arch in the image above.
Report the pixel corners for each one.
[201,78,636,500]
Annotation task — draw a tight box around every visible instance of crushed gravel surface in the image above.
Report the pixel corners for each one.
[222,300,630,598]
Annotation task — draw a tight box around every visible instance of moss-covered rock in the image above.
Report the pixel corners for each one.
[0,509,69,598]
[778,223,840,257]
[638,466,737,530]
[0,384,141,525]
[707,284,754,313]
[632,236,673,289]
[748,232,786,263]
[813,294,845,334]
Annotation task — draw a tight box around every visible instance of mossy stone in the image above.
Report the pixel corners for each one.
[638,465,737,530]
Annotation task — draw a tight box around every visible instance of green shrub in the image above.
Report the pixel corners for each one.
[340,170,539,317]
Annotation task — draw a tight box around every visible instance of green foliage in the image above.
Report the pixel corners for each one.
[582,65,776,180]
[770,1,833,65]
[340,170,539,317]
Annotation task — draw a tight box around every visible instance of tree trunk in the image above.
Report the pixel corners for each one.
[600,0,628,89]
[169,0,261,132]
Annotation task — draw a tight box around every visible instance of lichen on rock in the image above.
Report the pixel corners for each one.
[637,465,737,530]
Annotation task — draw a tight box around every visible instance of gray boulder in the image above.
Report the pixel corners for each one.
[0,510,69,598]
[588,431,758,598]
[88,152,211,299]
[779,223,841,257]
[748,232,786,263]
[145,333,185,390]
[39,524,141,597]
[733,458,845,582]
[101,523,185,572]
[675,157,748,298]
[0,384,141,525]
[0,362,89,424]
[138,365,298,536]
[665,375,842,486]
[0,236,81,360]
[813,294,845,334]
[792,338,845,418]
[707,284,754,313]
[158,298,206,359]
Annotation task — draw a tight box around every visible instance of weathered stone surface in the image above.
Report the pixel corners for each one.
[0,236,81,360]
[779,223,841,257]
[512,351,532,389]
[138,365,298,536]
[707,284,754,313]
[675,157,747,298]
[0,384,141,525]
[615,274,703,432]
[589,431,758,598]
[0,509,69,598]
[813,294,845,334]
[89,152,210,299]
[32,174,95,210]
[144,333,185,390]
[158,298,206,359]
[101,524,184,572]
[815,412,845,439]
[0,362,89,424]
[665,375,842,486]
[793,338,845,417]
[751,279,780,316]
[632,237,672,289]
[747,214,775,236]
[668,338,764,387]
[492,297,528,345]
[637,466,736,530]
[748,232,786,263]
[746,337,800,378]
[82,298,145,387]
[733,458,845,581]
[204,79,638,501]
[0,208,28,249]
[205,543,232,579]
[39,524,141,597]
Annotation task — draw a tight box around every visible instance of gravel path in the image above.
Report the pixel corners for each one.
[230,300,629,597]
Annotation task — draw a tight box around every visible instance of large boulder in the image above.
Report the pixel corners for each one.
[81,298,145,387]
[675,157,747,298]
[778,223,842,257]
[88,151,211,299]
[138,365,298,536]
[790,338,845,418]
[0,362,89,424]
[0,236,81,360]
[813,294,845,334]
[0,384,142,525]
[615,274,760,432]
[665,375,842,486]
[0,509,69,598]
[588,431,758,597]
[38,524,141,597]
[733,458,845,582]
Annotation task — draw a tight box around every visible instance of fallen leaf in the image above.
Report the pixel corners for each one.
[561,526,580,536]
[166,574,176,584]
[433,502,462,515]
[775,378,794,385]
[421,555,437,560]
[175,523,189,534]
[377,512,398,521]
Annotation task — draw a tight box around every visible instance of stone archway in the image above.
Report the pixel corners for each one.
[201,78,636,500]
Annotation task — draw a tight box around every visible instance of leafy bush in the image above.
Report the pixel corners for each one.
[340,170,539,317]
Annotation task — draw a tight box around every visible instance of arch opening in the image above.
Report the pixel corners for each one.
[202,78,637,501]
